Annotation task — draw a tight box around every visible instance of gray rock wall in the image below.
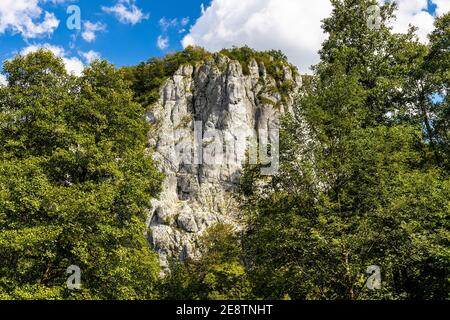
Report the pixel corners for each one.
[145,53,302,269]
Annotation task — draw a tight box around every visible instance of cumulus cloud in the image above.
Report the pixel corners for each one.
[82,21,107,43]
[183,0,449,73]
[389,0,436,43]
[0,0,60,38]
[433,0,450,16]
[182,0,333,73]
[79,50,101,64]
[157,35,169,50]
[21,44,84,76]
[102,0,148,25]
[383,0,450,42]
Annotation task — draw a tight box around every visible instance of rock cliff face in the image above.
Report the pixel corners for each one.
[145,53,301,268]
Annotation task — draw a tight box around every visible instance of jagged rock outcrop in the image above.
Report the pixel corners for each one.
[145,53,302,269]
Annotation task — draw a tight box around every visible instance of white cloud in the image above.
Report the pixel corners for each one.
[159,17,190,33]
[157,35,169,50]
[79,50,101,64]
[102,0,148,25]
[159,17,178,32]
[183,0,448,73]
[21,43,64,56]
[182,0,333,73]
[0,0,60,38]
[82,21,107,43]
[180,17,190,27]
[389,0,436,43]
[0,74,7,86]
[433,0,450,16]
[21,43,84,76]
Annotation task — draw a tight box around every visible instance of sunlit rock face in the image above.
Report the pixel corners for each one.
[146,53,302,269]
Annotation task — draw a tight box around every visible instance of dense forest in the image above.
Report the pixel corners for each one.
[0,0,448,300]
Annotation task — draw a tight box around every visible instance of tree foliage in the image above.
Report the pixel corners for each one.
[0,50,163,300]
[160,224,253,300]
[240,0,450,300]
[122,46,213,108]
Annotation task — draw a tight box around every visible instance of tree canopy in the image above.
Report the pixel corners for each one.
[239,0,449,300]
[0,50,163,299]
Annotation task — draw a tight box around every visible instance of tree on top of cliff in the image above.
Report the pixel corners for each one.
[123,45,299,109]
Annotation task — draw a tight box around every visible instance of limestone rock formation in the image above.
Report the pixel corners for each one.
[145,53,302,268]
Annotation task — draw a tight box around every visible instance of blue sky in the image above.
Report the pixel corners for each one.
[0,0,448,78]
[0,0,211,70]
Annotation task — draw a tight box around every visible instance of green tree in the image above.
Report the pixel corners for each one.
[241,0,450,300]
[161,224,253,300]
[424,13,450,169]
[0,50,163,300]
[122,46,212,108]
